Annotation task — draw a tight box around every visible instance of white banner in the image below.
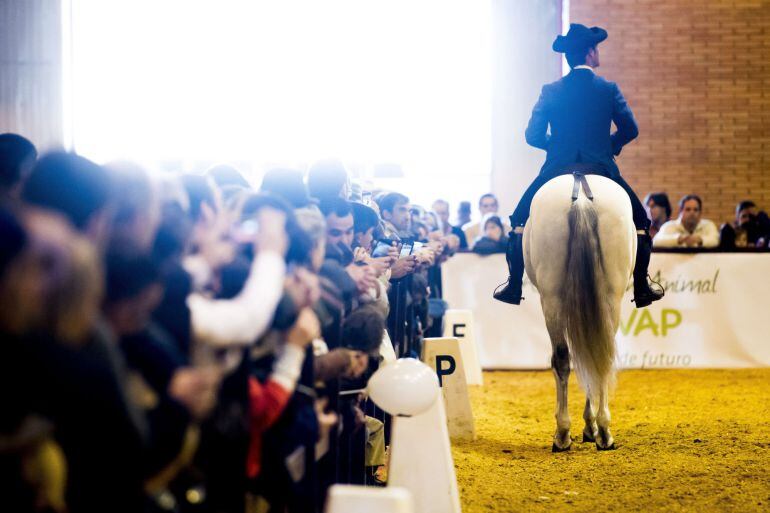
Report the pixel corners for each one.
[442,253,770,369]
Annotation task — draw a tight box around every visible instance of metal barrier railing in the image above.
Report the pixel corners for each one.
[331,261,446,495]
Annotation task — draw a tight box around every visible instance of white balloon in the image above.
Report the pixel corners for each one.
[367,358,439,416]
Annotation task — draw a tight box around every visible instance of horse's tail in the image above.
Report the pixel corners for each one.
[562,197,616,400]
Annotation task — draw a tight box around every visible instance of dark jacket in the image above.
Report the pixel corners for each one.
[451,225,468,250]
[525,68,638,178]
[1,332,147,513]
[472,235,508,255]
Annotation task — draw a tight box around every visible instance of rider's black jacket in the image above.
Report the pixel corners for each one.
[525,67,638,179]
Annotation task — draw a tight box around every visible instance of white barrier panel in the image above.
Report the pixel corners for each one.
[442,310,484,385]
[324,485,414,513]
[422,338,476,440]
[442,252,770,369]
[368,359,460,513]
[388,398,462,513]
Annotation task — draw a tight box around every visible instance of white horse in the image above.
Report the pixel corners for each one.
[524,173,635,451]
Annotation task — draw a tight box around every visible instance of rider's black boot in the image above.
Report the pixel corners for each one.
[633,232,665,308]
[493,231,524,305]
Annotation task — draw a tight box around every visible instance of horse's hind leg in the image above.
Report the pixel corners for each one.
[582,397,599,443]
[546,316,572,452]
[595,304,619,450]
[595,383,616,450]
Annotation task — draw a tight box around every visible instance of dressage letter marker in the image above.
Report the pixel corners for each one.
[435,355,456,387]
[422,337,476,440]
[443,309,484,385]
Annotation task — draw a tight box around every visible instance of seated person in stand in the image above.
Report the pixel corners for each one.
[643,192,672,239]
[719,200,770,249]
[653,194,719,249]
[463,193,509,245]
[471,214,509,255]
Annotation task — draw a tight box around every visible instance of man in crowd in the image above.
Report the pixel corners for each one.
[432,199,468,249]
[321,197,356,252]
[0,133,37,198]
[719,200,770,249]
[319,197,377,294]
[456,201,472,227]
[653,194,719,248]
[377,193,419,280]
[644,192,672,239]
[307,158,350,201]
[379,192,411,240]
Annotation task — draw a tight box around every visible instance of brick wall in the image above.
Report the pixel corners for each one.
[570,0,770,225]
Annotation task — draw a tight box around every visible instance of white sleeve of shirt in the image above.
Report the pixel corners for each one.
[651,221,682,248]
[270,344,306,392]
[187,250,286,348]
[699,220,720,248]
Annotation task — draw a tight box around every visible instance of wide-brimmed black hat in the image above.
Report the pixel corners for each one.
[552,23,607,53]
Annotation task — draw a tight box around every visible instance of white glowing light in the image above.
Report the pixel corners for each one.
[66,0,491,207]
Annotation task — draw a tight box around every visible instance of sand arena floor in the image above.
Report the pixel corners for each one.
[452,369,770,512]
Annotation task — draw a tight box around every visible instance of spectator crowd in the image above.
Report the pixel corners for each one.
[644,192,770,250]
[433,189,770,255]
[0,133,464,513]
[448,189,770,254]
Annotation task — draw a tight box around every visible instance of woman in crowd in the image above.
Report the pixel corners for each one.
[472,214,509,255]
[644,192,672,239]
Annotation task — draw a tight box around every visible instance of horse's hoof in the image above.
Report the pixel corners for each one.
[596,442,616,451]
[582,432,596,443]
[552,443,571,453]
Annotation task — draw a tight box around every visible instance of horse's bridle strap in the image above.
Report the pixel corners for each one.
[571,172,595,202]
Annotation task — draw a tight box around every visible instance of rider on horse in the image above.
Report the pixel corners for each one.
[494,23,664,309]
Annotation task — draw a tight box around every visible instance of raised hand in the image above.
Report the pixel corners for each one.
[286,307,321,348]
[390,255,417,279]
[168,366,222,420]
[255,207,288,256]
[346,263,378,292]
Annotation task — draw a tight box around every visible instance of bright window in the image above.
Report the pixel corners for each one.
[64,0,492,210]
